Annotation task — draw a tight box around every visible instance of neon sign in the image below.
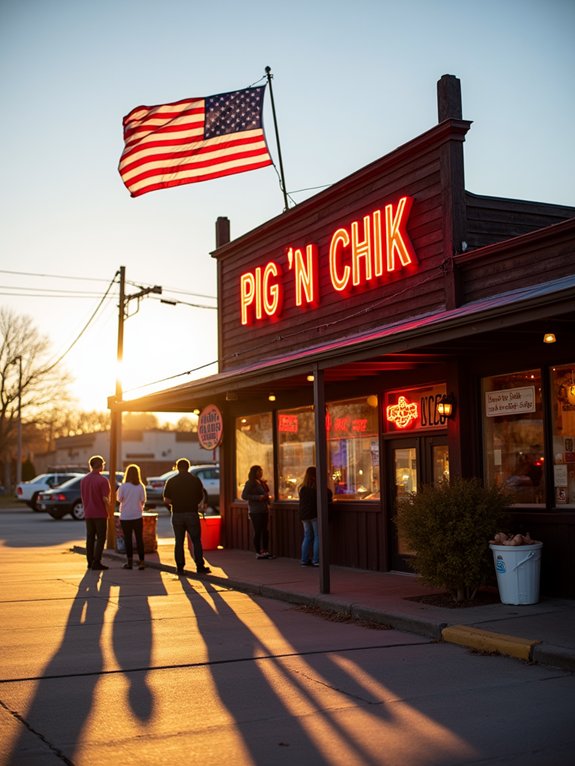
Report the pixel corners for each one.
[386,396,419,429]
[278,414,299,433]
[239,195,417,325]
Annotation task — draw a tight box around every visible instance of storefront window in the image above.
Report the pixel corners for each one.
[275,397,380,501]
[327,397,379,500]
[482,369,545,506]
[277,406,315,500]
[551,364,575,508]
[235,413,274,499]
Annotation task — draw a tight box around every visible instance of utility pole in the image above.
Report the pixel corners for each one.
[107,267,162,548]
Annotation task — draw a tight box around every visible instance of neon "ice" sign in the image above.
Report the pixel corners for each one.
[240,196,417,325]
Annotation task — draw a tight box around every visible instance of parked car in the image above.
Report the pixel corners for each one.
[145,464,220,512]
[38,472,124,521]
[16,472,84,511]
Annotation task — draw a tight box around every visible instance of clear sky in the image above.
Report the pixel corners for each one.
[1,0,574,421]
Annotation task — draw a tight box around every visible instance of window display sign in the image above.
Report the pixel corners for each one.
[485,386,536,417]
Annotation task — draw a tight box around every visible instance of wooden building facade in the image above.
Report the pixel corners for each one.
[121,75,575,597]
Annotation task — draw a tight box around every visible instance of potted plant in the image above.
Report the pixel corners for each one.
[397,477,509,603]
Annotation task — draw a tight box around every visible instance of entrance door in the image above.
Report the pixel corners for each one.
[387,436,449,571]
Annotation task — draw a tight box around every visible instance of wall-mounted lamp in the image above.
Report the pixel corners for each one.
[437,392,456,419]
[306,374,315,382]
[543,332,557,344]
[268,393,276,402]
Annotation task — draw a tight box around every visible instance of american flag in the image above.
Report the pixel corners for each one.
[119,86,272,197]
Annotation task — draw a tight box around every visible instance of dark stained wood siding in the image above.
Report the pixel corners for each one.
[456,218,575,303]
[507,511,575,597]
[227,501,385,570]
[464,191,575,250]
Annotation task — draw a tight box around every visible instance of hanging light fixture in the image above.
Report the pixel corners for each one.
[437,392,456,418]
[268,393,276,402]
[543,332,557,344]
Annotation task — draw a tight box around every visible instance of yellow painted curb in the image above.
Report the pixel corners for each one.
[442,625,540,662]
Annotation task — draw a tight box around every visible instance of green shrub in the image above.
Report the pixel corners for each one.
[397,477,509,602]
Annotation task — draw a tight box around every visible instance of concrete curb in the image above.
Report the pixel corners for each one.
[72,546,575,672]
[532,643,575,673]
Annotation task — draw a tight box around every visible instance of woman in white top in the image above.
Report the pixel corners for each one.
[117,463,147,569]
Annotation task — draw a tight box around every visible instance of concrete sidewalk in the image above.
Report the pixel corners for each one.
[76,538,575,673]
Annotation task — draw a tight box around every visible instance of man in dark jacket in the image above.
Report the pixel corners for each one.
[164,458,211,575]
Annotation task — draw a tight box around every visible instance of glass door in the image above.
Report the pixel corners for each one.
[387,436,449,571]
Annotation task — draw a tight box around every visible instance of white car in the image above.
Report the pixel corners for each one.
[16,472,84,511]
[145,464,220,512]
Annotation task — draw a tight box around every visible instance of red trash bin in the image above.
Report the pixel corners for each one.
[188,516,221,552]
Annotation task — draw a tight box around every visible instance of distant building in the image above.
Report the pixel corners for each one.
[34,429,217,479]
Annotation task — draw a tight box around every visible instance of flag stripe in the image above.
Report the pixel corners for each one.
[118,86,272,197]
[128,156,274,197]
[119,131,268,177]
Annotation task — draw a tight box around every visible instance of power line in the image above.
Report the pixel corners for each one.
[0,286,116,298]
[0,269,217,302]
[123,360,219,395]
[40,274,119,374]
[0,269,109,283]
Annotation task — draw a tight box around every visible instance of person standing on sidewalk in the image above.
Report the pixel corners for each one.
[298,466,332,567]
[163,458,211,575]
[241,465,272,559]
[81,455,111,571]
[117,463,146,570]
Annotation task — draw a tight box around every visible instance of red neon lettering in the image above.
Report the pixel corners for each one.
[328,197,415,294]
[240,271,258,325]
[386,396,419,429]
[278,414,299,433]
[329,228,350,292]
[287,244,318,307]
[351,215,372,286]
[240,262,282,325]
[334,416,350,432]
[386,196,415,271]
[352,418,368,432]
[373,209,383,277]
[263,262,281,317]
[239,195,417,324]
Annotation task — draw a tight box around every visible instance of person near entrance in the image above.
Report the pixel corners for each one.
[298,466,332,567]
[163,458,211,575]
[241,465,272,559]
[81,455,111,571]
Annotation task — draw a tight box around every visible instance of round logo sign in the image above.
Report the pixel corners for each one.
[198,404,223,450]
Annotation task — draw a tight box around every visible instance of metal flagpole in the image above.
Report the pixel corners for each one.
[265,66,289,212]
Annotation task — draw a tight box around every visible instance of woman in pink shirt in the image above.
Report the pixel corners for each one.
[117,464,147,570]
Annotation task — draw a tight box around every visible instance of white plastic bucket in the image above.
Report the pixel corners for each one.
[490,543,543,605]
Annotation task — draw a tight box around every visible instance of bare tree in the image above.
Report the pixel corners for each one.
[0,307,72,486]
[35,408,111,454]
